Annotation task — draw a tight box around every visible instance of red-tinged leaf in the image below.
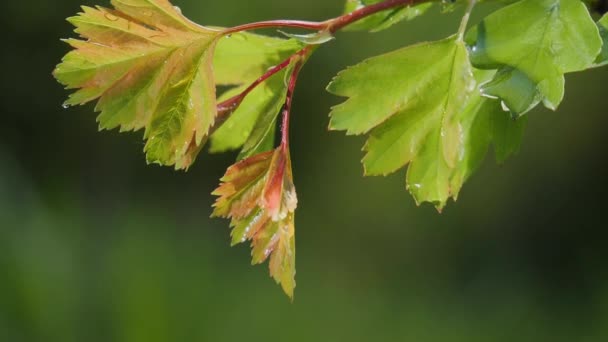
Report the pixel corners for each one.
[212,148,297,298]
[54,0,222,169]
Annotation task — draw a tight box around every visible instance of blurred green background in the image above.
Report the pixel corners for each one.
[1,0,608,341]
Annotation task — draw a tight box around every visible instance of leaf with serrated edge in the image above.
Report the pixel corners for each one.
[467,0,602,110]
[212,148,297,298]
[54,0,221,169]
[328,37,529,209]
[328,36,475,209]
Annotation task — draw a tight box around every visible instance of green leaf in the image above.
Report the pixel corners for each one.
[53,0,222,169]
[491,103,527,164]
[467,0,602,110]
[212,148,297,298]
[480,67,564,116]
[209,69,288,155]
[596,13,608,66]
[342,0,432,32]
[328,37,528,209]
[210,34,302,154]
[328,36,476,209]
[448,85,527,196]
[213,32,303,86]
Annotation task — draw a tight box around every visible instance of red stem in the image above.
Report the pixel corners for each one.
[281,60,305,149]
[221,0,429,36]
[216,47,312,119]
[214,0,432,132]
[325,0,420,33]
[216,56,294,115]
[223,20,326,35]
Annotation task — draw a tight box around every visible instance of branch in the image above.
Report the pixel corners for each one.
[281,59,306,149]
[221,0,430,36]
[325,0,427,33]
[211,0,434,136]
[212,46,314,134]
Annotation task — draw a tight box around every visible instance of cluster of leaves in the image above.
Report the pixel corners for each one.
[330,0,606,209]
[54,0,608,298]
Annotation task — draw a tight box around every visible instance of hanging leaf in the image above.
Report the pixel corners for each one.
[328,37,528,209]
[212,148,297,298]
[328,36,475,208]
[467,0,602,111]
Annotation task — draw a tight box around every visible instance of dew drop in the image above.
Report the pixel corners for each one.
[173,6,182,14]
[62,103,70,109]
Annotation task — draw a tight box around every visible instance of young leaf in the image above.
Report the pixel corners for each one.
[53,0,222,169]
[328,36,476,209]
[212,148,297,298]
[466,0,602,111]
[342,0,432,32]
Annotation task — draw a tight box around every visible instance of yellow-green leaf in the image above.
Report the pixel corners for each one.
[54,0,222,169]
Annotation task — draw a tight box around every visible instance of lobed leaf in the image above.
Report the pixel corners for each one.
[329,37,474,208]
[328,37,526,209]
[466,0,602,112]
[212,148,297,298]
[54,0,222,169]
